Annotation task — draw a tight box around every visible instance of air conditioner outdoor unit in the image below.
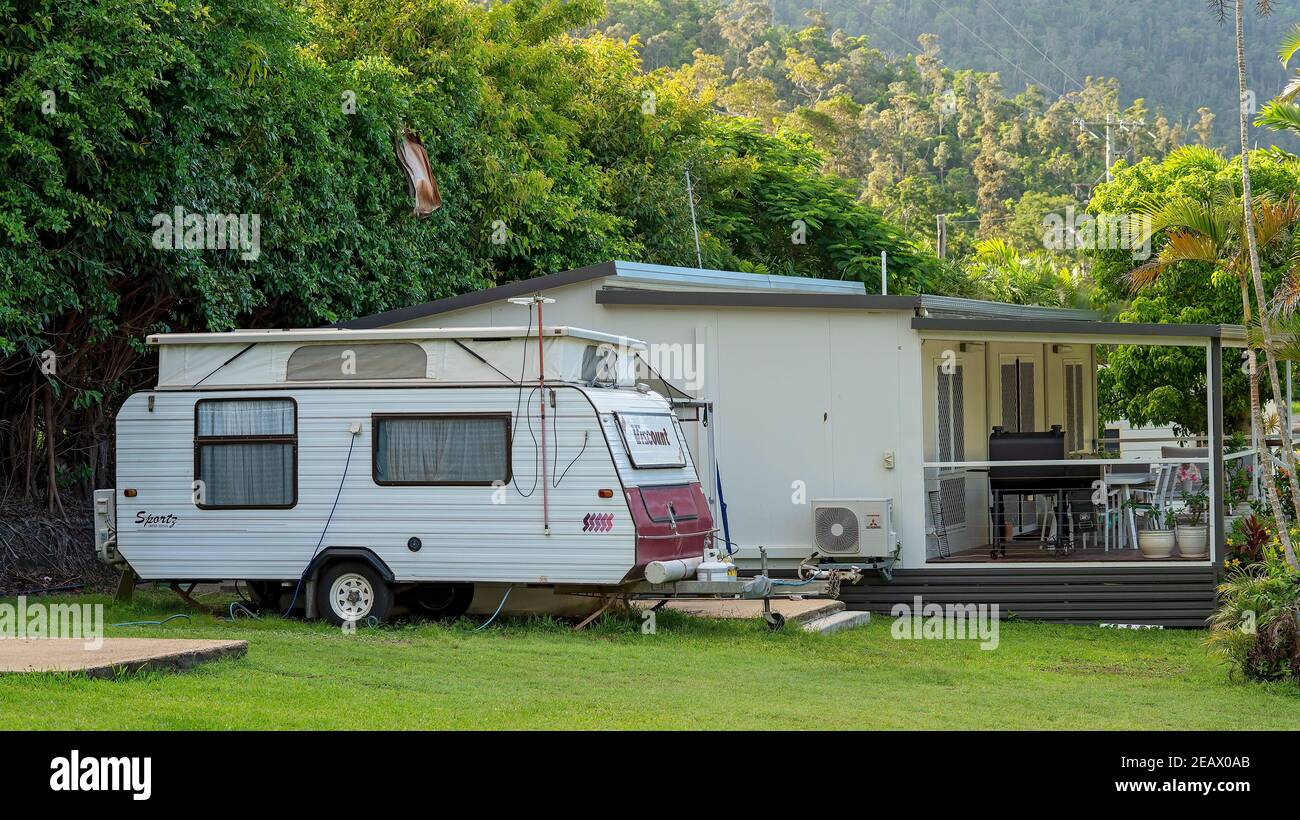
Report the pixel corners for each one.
[812,498,894,558]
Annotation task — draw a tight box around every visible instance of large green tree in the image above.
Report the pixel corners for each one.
[0,0,936,505]
[1088,146,1300,433]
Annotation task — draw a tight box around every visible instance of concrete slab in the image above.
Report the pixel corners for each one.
[644,598,844,625]
[801,610,872,634]
[0,638,247,678]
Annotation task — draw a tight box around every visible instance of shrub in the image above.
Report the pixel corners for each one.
[1208,548,1300,682]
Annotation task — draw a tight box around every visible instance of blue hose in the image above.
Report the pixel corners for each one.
[475,587,513,631]
[111,613,192,627]
[284,432,357,617]
[715,459,733,555]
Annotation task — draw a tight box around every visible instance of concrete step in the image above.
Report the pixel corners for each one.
[648,597,844,625]
[0,638,247,678]
[802,609,872,635]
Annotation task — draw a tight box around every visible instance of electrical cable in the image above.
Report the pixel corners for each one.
[512,385,541,498]
[634,352,692,405]
[554,431,588,487]
[976,0,1083,92]
[227,602,260,620]
[111,614,191,627]
[284,431,357,617]
[475,586,513,631]
[510,310,540,498]
[550,391,589,487]
[926,0,1061,99]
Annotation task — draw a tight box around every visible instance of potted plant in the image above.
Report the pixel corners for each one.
[1224,460,1253,529]
[1126,497,1176,558]
[1176,482,1210,559]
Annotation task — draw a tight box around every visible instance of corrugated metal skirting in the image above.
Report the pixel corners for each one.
[838,566,1220,628]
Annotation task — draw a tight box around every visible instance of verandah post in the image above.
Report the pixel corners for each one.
[1208,337,1225,562]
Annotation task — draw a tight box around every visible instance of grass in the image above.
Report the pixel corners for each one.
[1,591,1298,729]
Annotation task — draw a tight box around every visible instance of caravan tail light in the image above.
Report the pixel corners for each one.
[124,489,138,498]
[598,489,614,498]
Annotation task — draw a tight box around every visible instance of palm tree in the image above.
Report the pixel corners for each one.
[1131,189,1300,570]
[1209,1,1300,558]
[969,238,1082,308]
[1254,22,1300,134]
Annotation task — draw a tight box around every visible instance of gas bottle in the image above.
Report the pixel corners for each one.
[696,547,732,582]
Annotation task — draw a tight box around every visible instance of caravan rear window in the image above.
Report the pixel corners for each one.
[372,414,511,486]
[194,398,297,508]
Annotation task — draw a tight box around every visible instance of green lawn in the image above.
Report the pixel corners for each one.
[2,592,1297,730]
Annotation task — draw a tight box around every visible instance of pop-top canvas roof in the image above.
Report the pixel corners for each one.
[150,326,647,388]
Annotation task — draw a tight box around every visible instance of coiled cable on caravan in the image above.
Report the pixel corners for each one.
[284,430,357,617]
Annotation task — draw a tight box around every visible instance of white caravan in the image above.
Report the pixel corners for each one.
[96,326,715,624]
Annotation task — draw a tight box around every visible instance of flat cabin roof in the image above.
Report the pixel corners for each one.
[334,260,1244,345]
[912,317,1248,347]
[148,326,648,349]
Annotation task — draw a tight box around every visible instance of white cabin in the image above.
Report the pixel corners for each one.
[331,261,1246,626]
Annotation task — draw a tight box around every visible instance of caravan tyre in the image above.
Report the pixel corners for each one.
[318,561,394,626]
[244,581,283,611]
[409,583,474,621]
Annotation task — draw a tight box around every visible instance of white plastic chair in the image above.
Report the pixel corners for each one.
[1126,464,1177,546]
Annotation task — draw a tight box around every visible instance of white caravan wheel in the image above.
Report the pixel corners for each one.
[330,572,374,621]
[316,560,394,626]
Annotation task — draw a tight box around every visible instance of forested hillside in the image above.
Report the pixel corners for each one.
[774,0,1292,151]
[593,0,1190,271]
[598,0,1289,149]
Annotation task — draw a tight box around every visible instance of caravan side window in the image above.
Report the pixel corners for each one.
[372,414,511,486]
[194,398,297,509]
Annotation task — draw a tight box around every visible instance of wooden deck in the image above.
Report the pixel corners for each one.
[840,565,1220,627]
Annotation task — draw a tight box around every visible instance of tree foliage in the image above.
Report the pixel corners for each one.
[1088,146,1300,431]
[0,0,936,503]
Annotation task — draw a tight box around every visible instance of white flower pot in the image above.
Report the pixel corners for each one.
[1175,524,1209,558]
[1138,530,1177,559]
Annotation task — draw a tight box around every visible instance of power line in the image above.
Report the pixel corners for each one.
[824,0,922,58]
[977,0,1084,92]
[926,0,1061,100]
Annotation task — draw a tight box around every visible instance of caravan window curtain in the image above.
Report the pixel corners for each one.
[194,398,297,508]
[373,414,511,486]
